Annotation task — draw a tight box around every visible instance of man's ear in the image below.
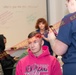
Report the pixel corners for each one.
[42,40,44,46]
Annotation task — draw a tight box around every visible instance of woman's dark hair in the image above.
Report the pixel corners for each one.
[0,34,5,52]
[35,18,48,30]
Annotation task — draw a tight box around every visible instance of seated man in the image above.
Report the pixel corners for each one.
[16,31,62,75]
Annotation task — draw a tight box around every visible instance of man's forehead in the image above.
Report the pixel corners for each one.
[28,33,42,42]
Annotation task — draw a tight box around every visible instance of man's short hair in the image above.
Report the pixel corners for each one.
[28,31,42,39]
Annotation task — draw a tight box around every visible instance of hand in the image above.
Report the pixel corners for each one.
[41,35,44,38]
[42,35,49,41]
[14,57,19,61]
[48,31,56,41]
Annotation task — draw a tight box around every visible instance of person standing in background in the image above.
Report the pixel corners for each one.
[48,0,76,75]
[35,18,53,55]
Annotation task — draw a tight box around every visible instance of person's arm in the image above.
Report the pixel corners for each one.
[48,31,68,56]
[42,35,49,41]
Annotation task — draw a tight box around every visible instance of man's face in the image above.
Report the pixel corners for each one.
[66,0,76,13]
[28,36,42,54]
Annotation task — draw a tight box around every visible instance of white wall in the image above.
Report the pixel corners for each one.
[0,0,47,49]
[47,0,69,25]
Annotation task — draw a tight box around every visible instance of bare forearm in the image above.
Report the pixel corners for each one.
[48,32,68,55]
[48,32,56,47]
